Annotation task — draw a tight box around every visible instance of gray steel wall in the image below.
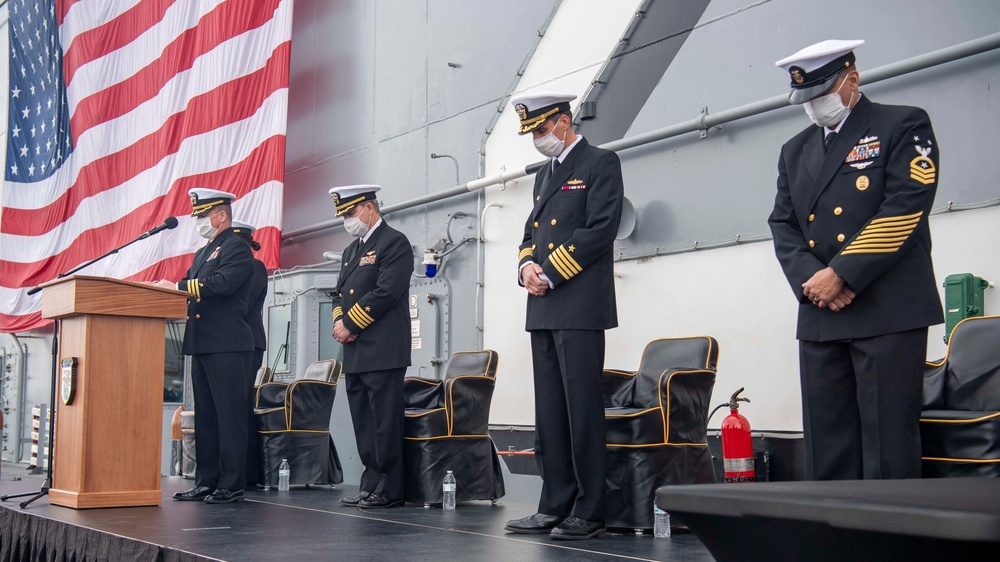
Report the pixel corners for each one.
[281,0,558,362]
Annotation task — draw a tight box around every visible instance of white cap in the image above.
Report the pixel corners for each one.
[188,188,236,216]
[509,91,577,134]
[231,220,257,234]
[328,184,381,217]
[775,39,864,104]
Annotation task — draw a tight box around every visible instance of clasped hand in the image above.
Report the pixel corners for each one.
[802,267,856,312]
[333,319,358,344]
[521,263,549,297]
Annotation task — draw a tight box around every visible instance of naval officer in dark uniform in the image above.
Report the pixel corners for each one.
[768,40,943,480]
[231,219,267,486]
[329,185,413,509]
[504,93,624,540]
[165,188,255,503]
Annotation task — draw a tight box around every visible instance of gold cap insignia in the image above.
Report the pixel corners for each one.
[515,103,527,120]
[790,68,804,84]
[190,194,198,206]
[332,193,340,205]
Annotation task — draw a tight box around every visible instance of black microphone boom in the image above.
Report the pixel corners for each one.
[25,216,181,295]
[138,216,179,239]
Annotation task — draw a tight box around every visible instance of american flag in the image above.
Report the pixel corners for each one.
[0,0,290,332]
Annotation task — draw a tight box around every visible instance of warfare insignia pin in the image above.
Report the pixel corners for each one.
[856,175,870,191]
[850,161,873,170]
[790,67,804,84]
[515,104,528,120]
[909,146,936,185]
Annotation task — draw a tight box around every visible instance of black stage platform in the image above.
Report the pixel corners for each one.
[0,474,713,562]
[657,477,1000,562]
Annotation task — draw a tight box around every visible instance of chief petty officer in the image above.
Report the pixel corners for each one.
[768,40,943,480]
[329,185,414,509]
[504,92,624,540]
[161,188,256,503]
[231,219,268,487]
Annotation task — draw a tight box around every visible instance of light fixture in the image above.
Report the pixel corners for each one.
[422,250,440,278]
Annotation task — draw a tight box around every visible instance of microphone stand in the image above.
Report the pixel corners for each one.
[26,228,165,296]
[2,226,174,508]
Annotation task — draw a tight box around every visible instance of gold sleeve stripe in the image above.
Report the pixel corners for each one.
[852,231,912,244]
[869,211,923,226]
[348,304,374,327]
[332,306,343,319]
[841,248,901,255]
[555,246,582,273]
[842,211,923,254]
[352,304,375,324]
[188,279,202,300]
[549,246,583,281]
[856,219,922,233]
[347,308,372,329]
[518,248,534,261]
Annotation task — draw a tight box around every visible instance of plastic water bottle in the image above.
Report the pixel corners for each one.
[442,470,456,510]
[653,504,671,538]
[278,458,290,491]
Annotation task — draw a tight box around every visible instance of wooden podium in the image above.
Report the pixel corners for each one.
[39,276,187,509]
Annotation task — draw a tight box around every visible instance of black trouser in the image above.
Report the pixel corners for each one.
[345,367,406,499]
[245,349,264,484]
[192,351,253,491]
[799,327,927,480]
[530,329,607,522]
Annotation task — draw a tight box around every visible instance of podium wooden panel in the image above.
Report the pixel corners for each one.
[40,276,187,509]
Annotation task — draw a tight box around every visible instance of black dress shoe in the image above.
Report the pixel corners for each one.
[172,486,214,501]
[204,489,244,504]
[504,513,564,534]
[357,493,404,509]
[549,516,606,540]
[338,491,372,507]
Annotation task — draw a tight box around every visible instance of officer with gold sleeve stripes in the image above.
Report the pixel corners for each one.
[504,92,623,541]
[768,40,943,481]
[166,188,255,504]
[328,185,413,510]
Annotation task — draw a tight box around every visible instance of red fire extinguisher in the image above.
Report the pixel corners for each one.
[711,387,754,482]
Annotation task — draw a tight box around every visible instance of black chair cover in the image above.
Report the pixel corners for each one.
[255,359,344,487]
[921,315,1000,477]
[403,350,505,504]
[603,337,719,529]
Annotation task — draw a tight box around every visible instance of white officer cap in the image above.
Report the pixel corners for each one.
[329,184,381,217]
[775,39,864,104]
[509,91,577,135]
[231,220,257,234]
[188,188,236,216]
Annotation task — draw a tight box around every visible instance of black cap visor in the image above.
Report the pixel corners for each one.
[788,72,841,104]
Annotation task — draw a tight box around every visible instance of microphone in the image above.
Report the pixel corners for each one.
[138,216,179,240]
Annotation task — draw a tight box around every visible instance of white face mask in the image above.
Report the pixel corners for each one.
[196,215,218,239]
[803,77,855,128]
[343,206,370,238]
[532,120,566,158]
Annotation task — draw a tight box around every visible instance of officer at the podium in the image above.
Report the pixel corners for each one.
[164,188,255,503]
[328,185,413,509]
[768,40,943,480]
[504,92,624,540]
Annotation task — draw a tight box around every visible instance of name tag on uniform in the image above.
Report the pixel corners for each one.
[562,179,586,191]
[359,251,377,266]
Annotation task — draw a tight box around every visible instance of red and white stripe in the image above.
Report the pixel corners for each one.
[0,0,291,332]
